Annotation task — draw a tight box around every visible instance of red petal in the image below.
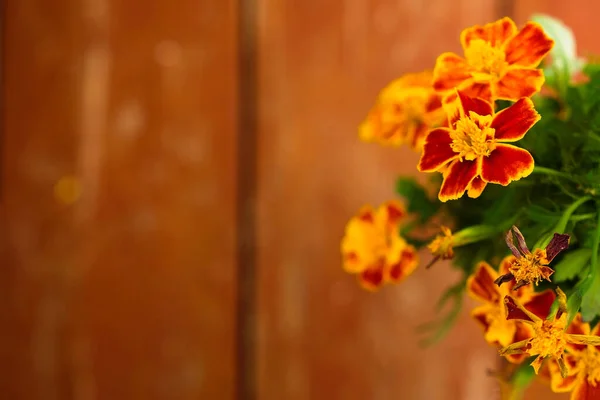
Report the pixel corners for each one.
[461,17,518,49]
[472,306,490,331]
[572,379,600,400]
[417,128,458,172]
[505,296,535,322]
[491,98,540,142]
[358,206,375,223]
[481,144,534,185]
[384,201,406,224]
[467,176,487,198]
[523,290,556,319]
[438,159,480,202]
[494,68,545,100]
[467,262,500,303]
[387,247,418,282]
[545,233,571,262]
[358,264,385,291]
[457,90,494,118]
[504,22,555,68]
[433,53,472,91]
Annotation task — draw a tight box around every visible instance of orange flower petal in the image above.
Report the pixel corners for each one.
[417,128,458,172]
[567,314,590,352]
[505,323,534,364]
[481,144,534,185]
[433,53,472,91]
[358,265,385,291]
[523,290,556,320]
[467,262,501,303]
[491,98,540,142]
[495,68,545,100]
[438,159,479,202]
[460,17,518,49]
[386,246,418,283]
[549,357,580,393]
[447,81,492,104]
[467,176,487,198]
[499,255,516,276]
[504,22,554,68]
[443,89,493,129]
[571,378,600,400]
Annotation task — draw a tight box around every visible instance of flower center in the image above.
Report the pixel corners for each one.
[528,319,567,358]
[581,347,600,385]
[464,39,508,81]
[449,114,496,160]
[428,227,455,259]
[510,249,551,286]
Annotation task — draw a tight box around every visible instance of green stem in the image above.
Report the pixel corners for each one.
[533,196,593,249]
[532,166,577,181]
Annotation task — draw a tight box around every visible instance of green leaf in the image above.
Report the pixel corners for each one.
[581,275,600,321]
[395,177,439,223]
[552,248,592,282]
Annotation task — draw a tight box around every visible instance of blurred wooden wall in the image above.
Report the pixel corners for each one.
[0,0,597,399]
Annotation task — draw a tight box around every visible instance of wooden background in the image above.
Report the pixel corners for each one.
[1,0,597,399]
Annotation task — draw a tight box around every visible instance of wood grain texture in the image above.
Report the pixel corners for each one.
[255,1,515,399]
[1,0,238,399]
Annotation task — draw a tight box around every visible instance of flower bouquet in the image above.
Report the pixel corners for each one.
[341,15,600,399]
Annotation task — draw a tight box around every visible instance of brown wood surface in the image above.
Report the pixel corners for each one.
[1,0,238,399]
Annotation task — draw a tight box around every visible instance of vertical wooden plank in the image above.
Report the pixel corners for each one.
[255,1,513,399]
[72,1,239,399]
[1,0,238,399]
[1,1,81,398]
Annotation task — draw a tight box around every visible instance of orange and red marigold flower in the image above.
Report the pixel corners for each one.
[433,17,554,102]
[500,288,600,377]
[341,201,418,290]
[548,314,600,399]
[495,225,570,290]
[467,257,556,363]
[359,70,446,151]
[417,90,539,202]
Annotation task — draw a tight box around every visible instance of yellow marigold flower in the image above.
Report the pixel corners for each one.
[428,225,455,260]
[433,17,554,102]
[341,201,418,291]
[500,288,600,376]
[359,70,446,151]
[547,314,600,399]
[467,257,556,363]
[494,225,570,290]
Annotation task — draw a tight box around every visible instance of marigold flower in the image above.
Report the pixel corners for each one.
[341,201,418,290]
[359,70,446,151]
[467,258,556,363]
[433,17,554,102]
[426,226,455,267]
[495,225,570,290]
[417,90,539,201]
[499,288,600,376]
[548,314,600,399]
